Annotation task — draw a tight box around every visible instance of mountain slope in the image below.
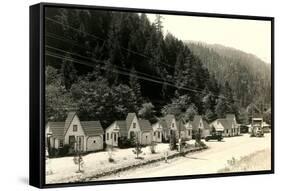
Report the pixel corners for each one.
[187,42,271,107]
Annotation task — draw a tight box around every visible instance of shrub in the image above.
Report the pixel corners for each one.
[184,142,194,149]
[162,138,170,143]
[58,144,71,156]
[227,157,237,166]
[169,133,177,151]
[195,140,206,148]
[106,144,115,163]
[48,144,71,158]
[108,157,115,163]
[48,148,59,158]
[179,140,186,149]
[150,141,157,154]
[118,136,135,148]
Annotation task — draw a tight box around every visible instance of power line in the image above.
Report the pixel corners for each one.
[45,17,177,70]
[45,44,217,94]
[46,32,93,52]
[44,17,244,104]
[46,45,177,85]
[45,25,210,82]
[45,44,211,93]
[46,50,232,101]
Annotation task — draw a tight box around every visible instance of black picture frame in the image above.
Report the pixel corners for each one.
[30,2,274,189]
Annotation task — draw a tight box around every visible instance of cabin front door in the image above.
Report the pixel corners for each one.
[69,136,76,150]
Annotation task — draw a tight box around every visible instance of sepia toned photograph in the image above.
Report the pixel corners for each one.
[43,5,273,185]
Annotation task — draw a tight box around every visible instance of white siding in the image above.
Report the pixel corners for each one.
[54,138,59,149]
[87,135,103,151]
[184,123,193,140]
[128,116,141,143]
[49,137,55,148]
[105,122,120,147]
[64,115,87,152]
[152,122,163,143]
[141,132,153,145]
[180,128,192,140]
[45,125,52,136]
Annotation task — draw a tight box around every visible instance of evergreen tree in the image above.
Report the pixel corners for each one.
[154,14,164,33]
[60,53,77,90]
[129,67,142,106]
[215,96,228,118]
[184,104,198,121]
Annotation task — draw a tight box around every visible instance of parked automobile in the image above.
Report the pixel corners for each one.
[205,133,223,141]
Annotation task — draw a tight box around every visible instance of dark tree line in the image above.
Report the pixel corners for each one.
[45,8,247,127]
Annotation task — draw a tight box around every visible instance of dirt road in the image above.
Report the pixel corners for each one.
[96,133,271,180]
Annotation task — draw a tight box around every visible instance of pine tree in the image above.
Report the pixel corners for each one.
[215,96,228,118]
[60,53,77,90]
[129,67,142,107]
[154,14,163,33]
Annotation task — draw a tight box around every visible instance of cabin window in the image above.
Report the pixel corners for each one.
[158,132,160,138]
[172,123,174,128]
[93,140,96,144]
[73,125,78,132]
[59,140,63,148]
[107,133,109,140]
[154,132,156,136]
[133,123,136,128]
[111,133,113,139]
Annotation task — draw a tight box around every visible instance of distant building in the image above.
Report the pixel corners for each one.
[180,120,193,140]
[211,114,240,137]
[191,115,210,138]
[45,112,104,152]
[105,113,153,147]
[158,114,178,142]
[152,121,164,143]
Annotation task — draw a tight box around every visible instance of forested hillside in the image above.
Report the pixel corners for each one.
[187,42,271,108]
[45,8,264,127]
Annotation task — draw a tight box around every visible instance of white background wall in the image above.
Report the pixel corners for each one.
[0,0,279,190]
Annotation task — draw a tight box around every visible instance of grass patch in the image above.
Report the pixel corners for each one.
[218,149,271,173]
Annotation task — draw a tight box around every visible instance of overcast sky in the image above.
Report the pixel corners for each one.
[146,14,271,63]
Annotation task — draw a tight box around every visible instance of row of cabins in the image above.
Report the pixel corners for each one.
[46,112,240,153]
